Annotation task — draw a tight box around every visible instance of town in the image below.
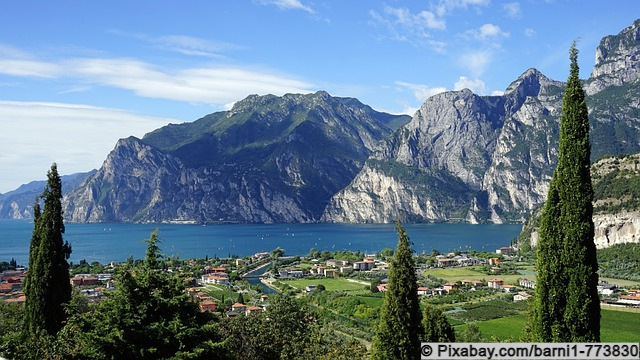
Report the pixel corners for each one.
[2,243,638,342]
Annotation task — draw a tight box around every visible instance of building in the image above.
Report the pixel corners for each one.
[597,282,618,295]
[353,261,374,271]
[461,279,484,288]
[496,246,515,255]
[417,287,430,296]
[323,268,337,278]
[199,300,218,313]
[443,283,460,293]
[519,278,536,289]
[487,278,504,289]
[246,305,264,315]
[437,258,458,268]
[513,292,533,302]
[502,284,517,293]
[231,303,246,313]
[489,258,501,266]
[201,274,230,285]
[326,259,349,267]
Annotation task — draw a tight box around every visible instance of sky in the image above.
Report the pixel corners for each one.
[0,1,638,193]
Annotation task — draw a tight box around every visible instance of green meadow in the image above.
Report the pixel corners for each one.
[455,308,640,342]
[283,277,369,292]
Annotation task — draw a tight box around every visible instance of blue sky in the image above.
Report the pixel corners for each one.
[0,0,638,193]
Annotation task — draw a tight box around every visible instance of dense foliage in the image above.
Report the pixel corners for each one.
[592,156,640,213]
[421,303,455,342]
[531,43,600,342]
[597,243,640,281]
[371,220,423,359]
[68,230,227,359]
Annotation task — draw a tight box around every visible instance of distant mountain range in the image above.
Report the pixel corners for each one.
[0,171,96,219]
[2,19,640,229]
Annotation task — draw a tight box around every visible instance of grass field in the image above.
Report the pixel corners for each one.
[455,308,640,342]
[425,266,535,285]
[283,277,369,292]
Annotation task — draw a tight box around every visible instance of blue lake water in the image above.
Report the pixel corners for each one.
[0,220,522,267]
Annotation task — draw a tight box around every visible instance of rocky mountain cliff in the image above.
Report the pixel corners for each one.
[322,19,640,224]
[62,91,410,223]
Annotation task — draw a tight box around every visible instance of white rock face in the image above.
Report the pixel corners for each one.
[593,212,640,249]
[586,19,640,95]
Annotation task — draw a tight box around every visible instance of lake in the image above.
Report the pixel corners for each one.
[0,220,522,267]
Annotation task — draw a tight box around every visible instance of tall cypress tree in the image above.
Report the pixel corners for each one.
[23,163,72,337]
[371,219,422,360]
[531,43,600,342]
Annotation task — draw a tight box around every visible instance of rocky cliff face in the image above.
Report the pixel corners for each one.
[323,19,640,225]
[593,212,640,249]
[323,69,565,223]
[586,19,640,95]
[522,153,640,249]
[63,91,410,223]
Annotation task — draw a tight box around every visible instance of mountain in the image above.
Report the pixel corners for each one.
[62,91,410,223]
[520,153,640,249]
[322,19,640,224]
[0,171,96,219]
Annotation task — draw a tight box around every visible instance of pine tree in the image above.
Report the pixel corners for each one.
[371,219,422,360]
[531,42,600,342]
[421,303,455,342]
[75,230,227,359]
[23,163,72,337]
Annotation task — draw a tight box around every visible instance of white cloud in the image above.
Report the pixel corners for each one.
[0,53,315,107]
[503,2,522,18]
[458,50,492,77]
[524,28,536,38]
[453,76,487,94]
[0,101,177,193]
[395,81,447,102]
[383,6,446,31]
[369,6,446,51]
[257,0,315,13]
[465,23,510,41]
[0,59,60,78]
[434,0,491,17]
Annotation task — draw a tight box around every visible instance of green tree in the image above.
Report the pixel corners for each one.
[222,293,308,359]
[71,230,228,359]
[530,42,600,342]
[420,303,455,342]
[459,323,483,342]
[22,163,72,338]
[371,219,423,359]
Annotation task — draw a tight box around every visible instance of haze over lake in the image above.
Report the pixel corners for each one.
[0,220,522,266]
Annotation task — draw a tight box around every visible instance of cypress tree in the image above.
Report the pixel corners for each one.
[531,42,600,342]
[23,163,72,337]
[371,219,422,360]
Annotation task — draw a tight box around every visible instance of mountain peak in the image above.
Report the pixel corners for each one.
[504,68,549,97]
[587,18,640,94]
